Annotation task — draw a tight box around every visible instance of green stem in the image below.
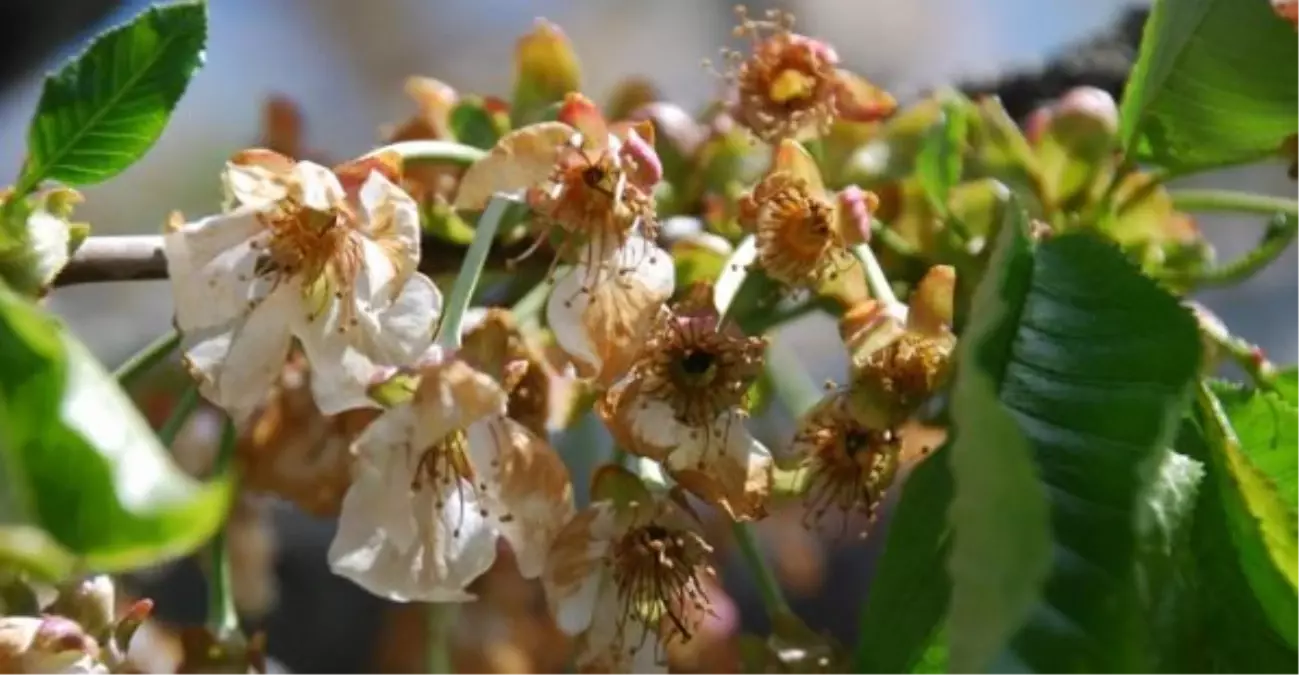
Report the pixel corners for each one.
[113,329,180,386]
[436,197,513,349]
[872,221,921,259]
[207,420,240,639]
[157,385,200,447]
[1170,189,1299,220]
[1202,323,1278,392]
[426,603,455,673]
[731,520,791,617]
[368,140,486,167]
[1159,213,1298,288]
[765,340,824,419]
[510,270,560,331]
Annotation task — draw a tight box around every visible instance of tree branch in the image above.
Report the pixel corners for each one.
[53,233,551,288]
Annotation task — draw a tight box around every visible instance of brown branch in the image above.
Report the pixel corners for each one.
[53,234,551,288]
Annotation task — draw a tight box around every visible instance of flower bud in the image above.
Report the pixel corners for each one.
[512,19,581,125]
[0,187,85,296]
[1033,86,1119,207]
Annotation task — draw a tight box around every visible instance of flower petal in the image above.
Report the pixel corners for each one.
[546,237,674,385]
[542,502,617,635]
[330,401,500,602]
[357,169,422,284]
[26,209,70,286]
[164,209,271,333]
[574,580,665,673]
[298,271,439,415]
[465,417,574,579]
[454,121,574,210]
[665,411,773,521]
[224,149,294,210]
[291,160,347,213]
[182,286,296,419]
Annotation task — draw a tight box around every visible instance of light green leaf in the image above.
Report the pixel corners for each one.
[915,100,968,215]
[944,201,1202,671]
[944,204,1051,673]
[1118,0,1297,171]
[1192,379,1298,645]
[854,446,954,674]
[1174,413,1297,671]
[0,285,231,579]
[449,99,504,151]
[19,2,207,190]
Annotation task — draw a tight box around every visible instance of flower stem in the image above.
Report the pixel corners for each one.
[1158,212,1298,288]
[157,385,200,447]
[436,196,515,350]
[207,419,240,639]
[852,243,899,307]
[731,520,791,617]
[426,603,456,673]
[367,140,487,167]
[709,238,794,622]
[1202,323,1279,392]
[1170,189,1298,220]
[113,329,180,387]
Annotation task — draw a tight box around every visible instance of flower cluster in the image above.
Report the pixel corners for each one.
[148,9,966,672]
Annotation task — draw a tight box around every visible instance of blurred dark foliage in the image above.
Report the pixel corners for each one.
[0,0,119,100]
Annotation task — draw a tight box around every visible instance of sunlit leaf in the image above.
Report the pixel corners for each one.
[19,2,207,189]
[1119,0,1298,171]
[0,285,231,579]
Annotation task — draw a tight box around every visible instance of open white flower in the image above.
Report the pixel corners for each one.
[543,472,716,674]
[546,235,675,386]
[328,351,574,602]
[597,287,773,521]
[165,150,438,418]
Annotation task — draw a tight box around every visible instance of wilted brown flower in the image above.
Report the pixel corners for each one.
[720,7,895,143]
[598,285,772,520]
[791,388,901,538]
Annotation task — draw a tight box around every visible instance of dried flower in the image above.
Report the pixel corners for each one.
[739,139,877,295]
[546,235,676,386]
[543,469,717,673]
[720,7,895,143]
[841,267,957,429]
[455,93,662,268]
[237,351,375,517]
[792,388,901,537]
[165,150,438,418]
[328,350,573,602]
[598,286,772,520]
[460,308,561,436]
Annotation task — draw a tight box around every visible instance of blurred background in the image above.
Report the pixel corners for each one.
[0,0,1292,672]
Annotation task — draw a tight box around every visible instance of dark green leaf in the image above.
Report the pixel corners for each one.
[944,201,1201,671]
[945,204,1052,673]
[1191,380,1298,645]
[0,285,231,579]
[20,2,207,189]
[854,446,954,674]
[1118,0,1297,171]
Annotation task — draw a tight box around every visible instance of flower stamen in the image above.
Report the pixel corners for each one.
[795,393,900,539]
[609,519,716,647]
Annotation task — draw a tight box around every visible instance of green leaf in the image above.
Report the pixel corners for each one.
[945,204,1052,673]
[1191,380,1298,645]
[915,100,968,215]
[1174,415,1297,671]
[944,202,1202,671]
[0,284,231,579]
[854,446,954,673]
[449,99,503,151]
[19,2,207,190]
[1118,0,1297,172]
